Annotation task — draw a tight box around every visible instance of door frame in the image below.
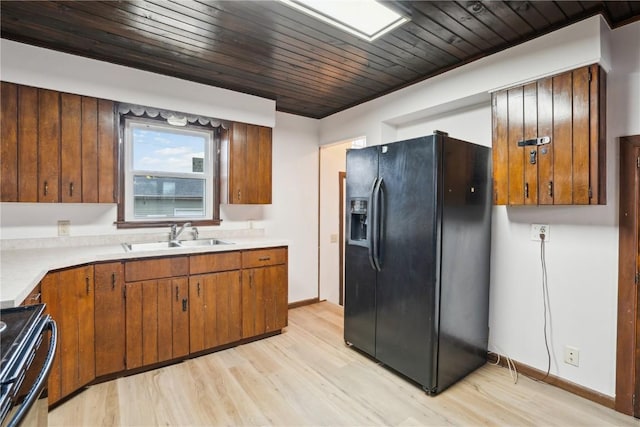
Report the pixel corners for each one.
[339,171,346,305]
[616,134,640,416]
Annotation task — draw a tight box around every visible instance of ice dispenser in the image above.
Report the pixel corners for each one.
[348,198,368,247]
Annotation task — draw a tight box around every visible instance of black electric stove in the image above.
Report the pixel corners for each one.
[0,305,45,373]
[0,304,57,427]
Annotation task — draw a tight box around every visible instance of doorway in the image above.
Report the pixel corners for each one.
[616,134,640,418]
[318,140,352,304]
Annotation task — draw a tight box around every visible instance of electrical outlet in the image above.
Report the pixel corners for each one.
[531,224,550,241]
[57,220,70,237]
[564,346,580,367]
[330,234,338,243]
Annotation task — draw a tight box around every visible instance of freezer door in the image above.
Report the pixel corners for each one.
[344,146,379,356]
[436,137,492,392]
[375,136,440,390]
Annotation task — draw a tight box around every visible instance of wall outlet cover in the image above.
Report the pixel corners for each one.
[564,345,580,367]
[531,224,550,241]
[58,220,70,237]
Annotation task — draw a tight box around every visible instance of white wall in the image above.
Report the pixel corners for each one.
[321,16,610,148]
[0,40,275,127]
[319,141,352,304]
[0,42,320,304]
[318,16,638,397]
[264,112,320,303]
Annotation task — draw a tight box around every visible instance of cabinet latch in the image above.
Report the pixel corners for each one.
[517,136,550,147]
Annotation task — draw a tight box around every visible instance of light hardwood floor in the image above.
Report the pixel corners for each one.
[50,302,636,426]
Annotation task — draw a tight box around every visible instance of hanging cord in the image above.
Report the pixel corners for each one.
[489,347,518,384]
[540,234,552,379]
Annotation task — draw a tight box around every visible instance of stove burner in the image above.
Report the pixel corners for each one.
[0,321,6,333]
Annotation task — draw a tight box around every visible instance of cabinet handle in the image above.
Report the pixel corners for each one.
[258,256,271,262]
[548,181,553,198]
[524,183,529,199]
[86,277,90,294]
[249,273,253,289]
[69,182,74,197]
[176,286,179,301]
[237,190,241,201]
[31,292,41,303]
[111,272,116,289]
[197,282,201,296]
[44,181,48,196]
[182,298,188,312]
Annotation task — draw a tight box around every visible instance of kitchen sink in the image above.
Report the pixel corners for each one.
[177,238,232,247]
[122,239,233,252]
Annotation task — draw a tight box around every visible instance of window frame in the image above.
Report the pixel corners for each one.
[116,114,222,228]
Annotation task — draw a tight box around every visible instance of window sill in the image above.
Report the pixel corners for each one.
[114,219,221,229]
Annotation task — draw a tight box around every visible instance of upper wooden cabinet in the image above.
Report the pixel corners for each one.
[222,122,272,204]
[0,82,116,203]
[492,64,606,205]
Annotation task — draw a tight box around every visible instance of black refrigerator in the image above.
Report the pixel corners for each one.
[344,131,492,394]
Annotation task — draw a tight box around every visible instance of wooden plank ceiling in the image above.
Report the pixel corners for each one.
[1,1,639,119]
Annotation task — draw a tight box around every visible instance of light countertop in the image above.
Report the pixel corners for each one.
[0,235,288,308]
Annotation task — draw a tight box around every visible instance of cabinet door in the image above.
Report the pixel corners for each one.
[40,273,62,404]
[171,277,190,359]
[190,271,241,353]
[38,89,60,202]
[125,281,144,370]
[59,266,95,395]
[227,122,272,204]
[40,266,95,403]
[264,264,288,333]
[254,125,272,204]
[125,277,189,369]
[242,265,287,338]
[492,64,605,206]
[94,262,125,377]
[97,99,116,203]
[1,82,18,201]
[60,94,82,203]
[229,122,247,203]
[1,84,46,202]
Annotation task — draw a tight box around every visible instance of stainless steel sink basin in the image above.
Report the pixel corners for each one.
[122,239,232,252]
[177,238,232,247]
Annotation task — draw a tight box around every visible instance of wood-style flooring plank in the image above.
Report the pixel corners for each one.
[50,302,637,427]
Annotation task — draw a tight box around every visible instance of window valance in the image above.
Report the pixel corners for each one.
[117,103,230,129]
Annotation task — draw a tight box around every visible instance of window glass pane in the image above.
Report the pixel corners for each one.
[133,175,205,218]
[132,127,206,174]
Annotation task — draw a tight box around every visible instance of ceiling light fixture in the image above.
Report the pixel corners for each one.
[279,0,408,42]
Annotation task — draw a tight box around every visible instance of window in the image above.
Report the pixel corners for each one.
[118,115,222,227]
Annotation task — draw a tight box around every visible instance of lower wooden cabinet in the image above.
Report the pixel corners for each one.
[94,262,125,377]
[189,271,242,353]
[242,248,288,338]
[242,265,288,337]
[40,265,95,405]
[125,277,189,370]
[34,246,287,405]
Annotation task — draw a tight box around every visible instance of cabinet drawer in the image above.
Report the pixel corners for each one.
[242,247,286,268]
[190,251,241,275]
[125,256,188,282]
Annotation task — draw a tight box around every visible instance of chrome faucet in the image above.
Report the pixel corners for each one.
[170,222,191,241]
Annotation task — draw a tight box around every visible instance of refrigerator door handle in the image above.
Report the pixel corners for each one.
[372,177,383,272]
[374,178,385,270]
[367,177,379,271]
